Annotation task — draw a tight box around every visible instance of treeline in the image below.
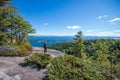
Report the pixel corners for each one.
[48,33,120,63]
[0,0,35,56]
[47,31,120,79]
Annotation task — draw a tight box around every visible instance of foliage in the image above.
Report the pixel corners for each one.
[73,31,85,58]
[48,41,74,51]
[113,62,120,79]
[0,0,35,46]
[0,45,18,56]
[46,55,105,80]
[0,41,32,56]
[49,39,120,61]
[0,0,35,56]
[0,0,11,6]
[25,53,52,68]
[17,41,32,56]
[48,32,120,79]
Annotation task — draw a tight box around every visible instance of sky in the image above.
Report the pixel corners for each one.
[10,0,120,36]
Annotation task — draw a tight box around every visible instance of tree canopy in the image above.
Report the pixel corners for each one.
[0,0,35,45]
[0,0,35,56]
[0,0,11,6]
[48,31,120,79]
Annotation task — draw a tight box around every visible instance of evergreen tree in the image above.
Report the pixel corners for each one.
[0,0,16,45]
[73,31,86,58]
[0,0,11,7]
[0,0,35,45]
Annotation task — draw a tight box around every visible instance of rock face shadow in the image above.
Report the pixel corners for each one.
[18,62,42,71]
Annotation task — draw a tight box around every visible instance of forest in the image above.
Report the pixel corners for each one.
[47,31,120,80]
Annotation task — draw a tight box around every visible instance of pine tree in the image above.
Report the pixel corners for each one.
[0,0,35,45]
[73,31,86,58]
[0,0,11,7]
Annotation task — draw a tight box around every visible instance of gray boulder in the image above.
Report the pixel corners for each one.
[0,46,18,55]
[0,72,21,80]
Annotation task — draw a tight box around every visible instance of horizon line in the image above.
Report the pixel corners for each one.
[28,34,120,37]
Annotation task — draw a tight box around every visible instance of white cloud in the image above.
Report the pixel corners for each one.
[85,30,120,36]
[51,33,76,36]
[108,18,120,23]
[66,25,81,30]
[98,15,107,19]
[114,30,120,33]
[98,32,113,36]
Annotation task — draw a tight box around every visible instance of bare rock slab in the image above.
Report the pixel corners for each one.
[0,72,21,80]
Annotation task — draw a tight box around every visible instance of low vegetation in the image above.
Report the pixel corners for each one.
[46,55,105,80]
[0,41,32,56]
[25,53,52,68]
[48,41,74,51]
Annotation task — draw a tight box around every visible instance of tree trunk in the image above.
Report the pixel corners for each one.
[10,28,13,43]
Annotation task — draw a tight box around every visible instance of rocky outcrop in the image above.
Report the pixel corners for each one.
[0,72,21,80]
[33,47,64,58]
[0,47,63,80]
[0,46,18,55]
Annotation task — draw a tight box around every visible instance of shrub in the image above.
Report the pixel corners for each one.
[25,53,52,68]
[113,63,120,79]
[4,50,18,56]
[23,41,32,51]
[18,41,32,55]
[46,55,105,80]
[0,41,32,56]
[0,45,19,56]
[17,46,27,56]
[16,42,32,56]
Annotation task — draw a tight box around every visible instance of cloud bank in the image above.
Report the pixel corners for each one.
[108,18,120,23]
[85,30,120,36]
[98,15,107,19]
[66,25,81,30]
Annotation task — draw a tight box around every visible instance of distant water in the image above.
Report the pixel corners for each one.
[27,36,120,47]
[27,36,73,47]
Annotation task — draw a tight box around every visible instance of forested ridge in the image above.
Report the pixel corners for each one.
[47,31,120,80]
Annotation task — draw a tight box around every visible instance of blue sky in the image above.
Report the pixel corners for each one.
[11,0,120,36]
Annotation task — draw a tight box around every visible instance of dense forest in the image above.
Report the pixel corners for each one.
[47,31,120,80]
[0,0,35,56]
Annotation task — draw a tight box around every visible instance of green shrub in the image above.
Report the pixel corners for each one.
[113,63,120,79]
[16,41,32,56]
[46,55,105,80]
[23,41,32,51]
[3,48,26,56]
[18,45,28,55]
[25,53,52,68]
[4,50,18,56]
[0,46,19,56]
[0,42,32,56]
